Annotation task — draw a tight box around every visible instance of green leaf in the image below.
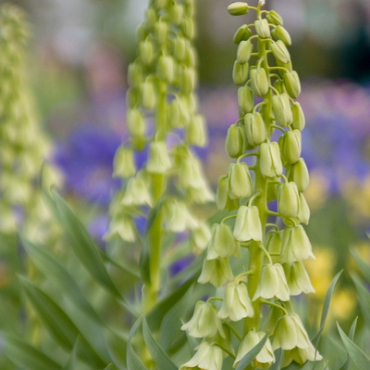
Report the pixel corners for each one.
[103,365,113,370]
[312,270,342,343]
[61,337,79,370]
[350,249,370,282]
[22,238,106,328]
[351,274,370,328]
[127,318,148,370]
[337,323,370,370]
[19,276,107,368]
[338,317,358,370]
[270,348,283,370]
[147,275,195,332]
[159,285,193,350]
[142,316,177,370]
[235,335,267,370]
[3,334,61,370]
[51,190,137,316]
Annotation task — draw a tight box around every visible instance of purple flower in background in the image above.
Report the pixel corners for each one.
[169,255,195,276]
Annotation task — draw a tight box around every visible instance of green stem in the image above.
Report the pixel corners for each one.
[224,322,243,341]
[260,299,288,315]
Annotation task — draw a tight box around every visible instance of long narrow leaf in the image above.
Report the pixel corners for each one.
[338,317,358,370]
[127,318,148,370]
[351,274,370,327]
[337,323,370,370]
[350,249,370,282]
[142,316,177,370]
[19,276,106,368]
[61,337,79,370]
[235,335,267,370]
[3,335,61,370]
[103,365,113,370]
[270,348,283,370]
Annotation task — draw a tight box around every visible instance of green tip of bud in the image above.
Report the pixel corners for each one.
[266,10,284,26]
[233,24,252,44]
[284,71,301,99]
[232,61,249,86]
[228,2,249,16]
[237,40,253,64]
[225,123,246,158]
[250,67,269,97]
[271,40,291,64]
[255,18,271,39]
[244,112,267,147]
[272,93,293,127]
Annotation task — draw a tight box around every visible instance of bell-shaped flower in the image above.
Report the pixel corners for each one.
[198,257,234,287]
[225,123,247,158]
[104,214,136,242]
[253,263,290,301]
[121,175,152,207]
[279,129,302,165]
[146,141,172,174]
[185,115,207,147]
[286,158,309,192]
[228,162,253,200]
[178,152,206,189]
[234,331,275,369]
[297,192,310,225]
[127,108,146,137]
[272,93,293,127]
[218,282,254,321]
[233,205,263,242]
[244,112,267,147]
[162,199,198,232]
[190,221,211,251]
[266,230,283,263]
[179,341,223,370]
[216,174,239,211]
[181,301,225,339]
[207,223,241,260]
[284,261,315,296]
[260,142,283,178]
[277,182,300,219]
[281,225,315,263]
[250,67,269,97]
[113,145,136,178]
[273,313,312,351]
[186,182,214,204]
[282,341,323,367]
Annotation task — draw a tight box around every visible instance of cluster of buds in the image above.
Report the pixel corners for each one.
[106,0,212,310]
[0,5,62,241]
[180,2,321,369]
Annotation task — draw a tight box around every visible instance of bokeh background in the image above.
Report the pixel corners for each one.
[3,0,370,327]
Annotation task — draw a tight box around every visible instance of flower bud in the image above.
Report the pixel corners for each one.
[191,221,211,251]
[185,114,207,147]
[139,40,154,65]
[170,3,184,26]
[238,85,254,114]
[216,174,239,211]
[127,109,146,137]
[169,98,189,128]
[182,18,195,39]
[279,129,302,165]
[127,63,142,88]
[155,19,168,44]
[278,182,300,219]
[272,93,293,127]
[237,40,253,64]
[228,162,253,199]
[181,67,196,94]
[234,205,262,242]
[155,0,168,9]
[225,124,246,158]
[157,55,174,83]
[244,112,267,147]
[250,67,269,97]
[121,176,152,207]
[233,24,252,44]
[198,257,234,287]
[234,331,275,369]
[271,40,291,64]
[113,145,136,178]
[104,214,136,242]
[145,8,157,29]
[274,79,286,94]
[228,2,249,16]
[141,79,156,110]
[179,342,223,370]
[255,19,271,39]
[174,37,186,61]
[181,301,225,338]
[281,225,315,263]
[271,25,291,46]
[136,25,148,42]
[260,142,283,178]
[232,61,249,86]
[291,102,306,131]
[286,158,309,192]
[146,141,171,174]
[284,70,301,99]
[207,223,241,260]
[266,10,284,26]
[297,192,310,225]
[253,263,290,301]
[218,282,254,321]
[284,261,315,296]
[126,88,140,108]
[273,313,311,351]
